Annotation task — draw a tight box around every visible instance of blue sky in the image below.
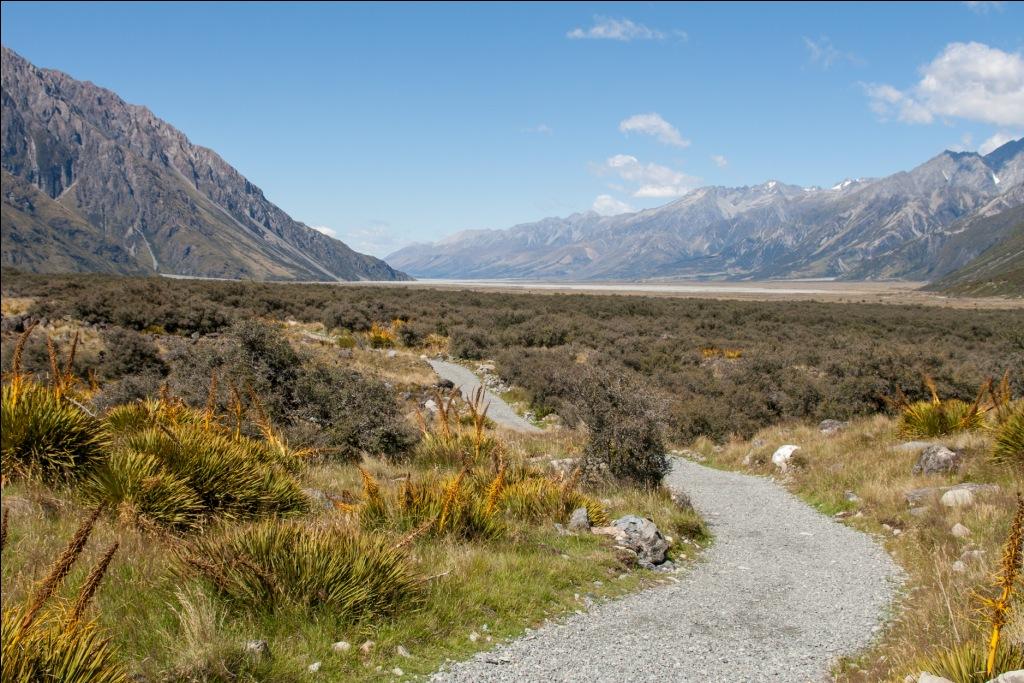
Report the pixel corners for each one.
[3,1,1023,256]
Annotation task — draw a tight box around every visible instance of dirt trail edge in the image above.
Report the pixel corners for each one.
[431,458,903,682]
[428,359,542,433]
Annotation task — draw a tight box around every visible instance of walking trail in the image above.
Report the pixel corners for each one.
[428,359,542,433]
[431,458,903,682]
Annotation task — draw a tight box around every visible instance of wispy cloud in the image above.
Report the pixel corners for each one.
[592,194,635,216]
[595,154,700,198]
[864,42,1024,126]
[803,36,862,69]
[710,154,728,168]
[979,130,1021,154]
[313,221,405,257]
[567,16,684,42]
[619,113,690,148]
[523,123,554,135]
[963,1,1005,13]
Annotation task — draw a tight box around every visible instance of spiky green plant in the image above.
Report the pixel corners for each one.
[915,641,1024,683]
[1,381,107,483]
[82,448,205,531]
[497,477,610,526]
[991,406,1023,466]
[359,470,504,540]
[898,399,988,438]
[0,509,127,683]
[184,521,420,620]
[118,424,308,521]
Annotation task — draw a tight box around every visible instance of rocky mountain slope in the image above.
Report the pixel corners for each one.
[1,46,409,281]
[389,140,1024,282]
[926,205,1024,296]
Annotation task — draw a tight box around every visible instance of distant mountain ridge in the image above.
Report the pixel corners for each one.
[1,46,409,281]
[389,139,1024,282]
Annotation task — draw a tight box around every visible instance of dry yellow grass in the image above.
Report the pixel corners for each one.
[702,415,1023,680]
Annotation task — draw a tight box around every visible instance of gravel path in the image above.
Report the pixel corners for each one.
[431,458,903,682]
[428,359,542,433]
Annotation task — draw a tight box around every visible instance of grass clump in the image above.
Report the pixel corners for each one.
[183,520,420,620]
[915,642,1024,683]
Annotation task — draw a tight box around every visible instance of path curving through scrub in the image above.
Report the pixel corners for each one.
[431,458,903,682]
[428,359,542,433]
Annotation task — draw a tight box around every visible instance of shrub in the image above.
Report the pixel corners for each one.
[184,521,420,619]
[95,328,166,381]
[561,363,668,487]
[1,380,107,483]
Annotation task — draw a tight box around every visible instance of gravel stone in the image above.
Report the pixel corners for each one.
[431,458,902,682]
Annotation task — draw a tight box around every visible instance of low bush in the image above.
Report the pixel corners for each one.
[561,363,668,487]
[184,521,420,620]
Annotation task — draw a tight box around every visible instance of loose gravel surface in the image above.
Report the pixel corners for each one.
[431,458,903,682]
[428,359,542,433]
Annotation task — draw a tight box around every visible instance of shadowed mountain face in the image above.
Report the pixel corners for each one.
[389,140,1024,282]
[926,205,1024,296]
[1,46,409,281]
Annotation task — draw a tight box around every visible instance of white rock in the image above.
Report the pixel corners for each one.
[359,640,375,655]
[332,641,351,653]
[987,671,1024,683]
[941,488,974,507]
[308,662,321,673]
[395,645,411,658]
[917,674,955,683]
[951,523,971,539]
[392,667,404,677]
[771,445,801,472]
[469,631,480,642]
[951,560,967,573]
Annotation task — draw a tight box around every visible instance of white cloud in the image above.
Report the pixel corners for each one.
[964,1,1005,13]
[311,225,338,239]
[523,123,553,134]
[592,194,635,215]
[865,42,1024,127]
[618,113,690,148]
[948,132,974,152]
[597,154,700,198]
[311,221,405,257]
[567,16,666,41]
[803,36,862,69]
[710,154,728,168]
[979,130,1021,154]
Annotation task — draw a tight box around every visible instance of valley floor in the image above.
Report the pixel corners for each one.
[333,278,1024,309]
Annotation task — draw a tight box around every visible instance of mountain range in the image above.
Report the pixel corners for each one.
[388,139,1024,283]
[1,46,409,281]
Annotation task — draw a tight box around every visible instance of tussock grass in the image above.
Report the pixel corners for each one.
[1,381,107,484]
[992,406,1023,466]
[183,520,420,620]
